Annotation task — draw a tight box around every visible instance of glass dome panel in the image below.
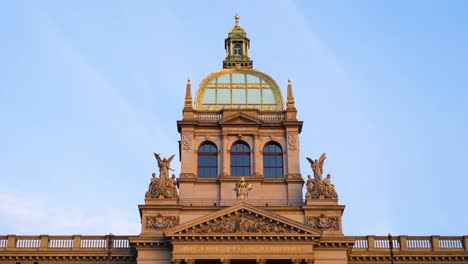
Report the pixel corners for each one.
[247,74,260,84]
[232,89,246,104]
[203,89,216,104]
[247,89,261,104]
[217,74,230,83]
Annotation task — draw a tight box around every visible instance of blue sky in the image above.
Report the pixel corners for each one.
[1,0,467,236]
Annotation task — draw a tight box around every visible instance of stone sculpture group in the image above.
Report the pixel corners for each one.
[145,153,179,199]
[305,153,338,199]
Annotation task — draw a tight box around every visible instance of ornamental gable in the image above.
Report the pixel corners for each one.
[164,202,321,238]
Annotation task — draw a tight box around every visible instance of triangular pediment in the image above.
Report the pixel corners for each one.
[165,202,321,238]
[218,112,263,125]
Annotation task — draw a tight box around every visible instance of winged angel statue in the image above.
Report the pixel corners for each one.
[305,153,338,199]
[145,153,178,199]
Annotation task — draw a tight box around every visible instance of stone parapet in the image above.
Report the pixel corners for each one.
[0,234,136,263]
[350,235,468,263]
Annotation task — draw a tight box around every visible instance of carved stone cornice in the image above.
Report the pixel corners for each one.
[129,236,171,249]
[315,237,355,250]
[0,255,136,261]
[349,255,468,263]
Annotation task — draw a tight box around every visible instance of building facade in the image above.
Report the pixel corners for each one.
[1,16,467,264]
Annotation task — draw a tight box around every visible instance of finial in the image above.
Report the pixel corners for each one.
[184,77,193,108]
[234,13,240,27]
[286,78,296,110]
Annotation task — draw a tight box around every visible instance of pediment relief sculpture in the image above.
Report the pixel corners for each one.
[178,211,301,235]
[145,153,179,199]
[165,203,321,237]
[146,213,180,231]
[305,153,338,199]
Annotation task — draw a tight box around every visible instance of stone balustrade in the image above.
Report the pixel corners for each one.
[352,235,468,252]
[0,235,133,250]
[193,111,285,121]
[178,198,305,207]
[2,235,466,253]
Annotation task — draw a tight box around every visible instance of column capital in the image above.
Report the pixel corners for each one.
[172,259,182,264]
[292,259,303,264]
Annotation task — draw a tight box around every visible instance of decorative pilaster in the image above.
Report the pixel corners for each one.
[221,134,229,175]
[256,259,266,264]
[221,259,231,264]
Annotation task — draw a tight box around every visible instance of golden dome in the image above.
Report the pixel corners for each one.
[194,69,284,111]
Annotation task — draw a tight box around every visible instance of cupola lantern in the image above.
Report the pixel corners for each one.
[223,14,253,69]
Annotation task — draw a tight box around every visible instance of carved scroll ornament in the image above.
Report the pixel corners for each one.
[146,213,179,231]
[306,214,338,231]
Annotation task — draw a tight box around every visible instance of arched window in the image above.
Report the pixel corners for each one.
[231,142,250,176]
[233,43,242,56]
[263,143,283,178]
[198,143,218,178]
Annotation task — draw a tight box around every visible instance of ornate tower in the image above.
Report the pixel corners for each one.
[177,14,304,210]
[134,15,350,264]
